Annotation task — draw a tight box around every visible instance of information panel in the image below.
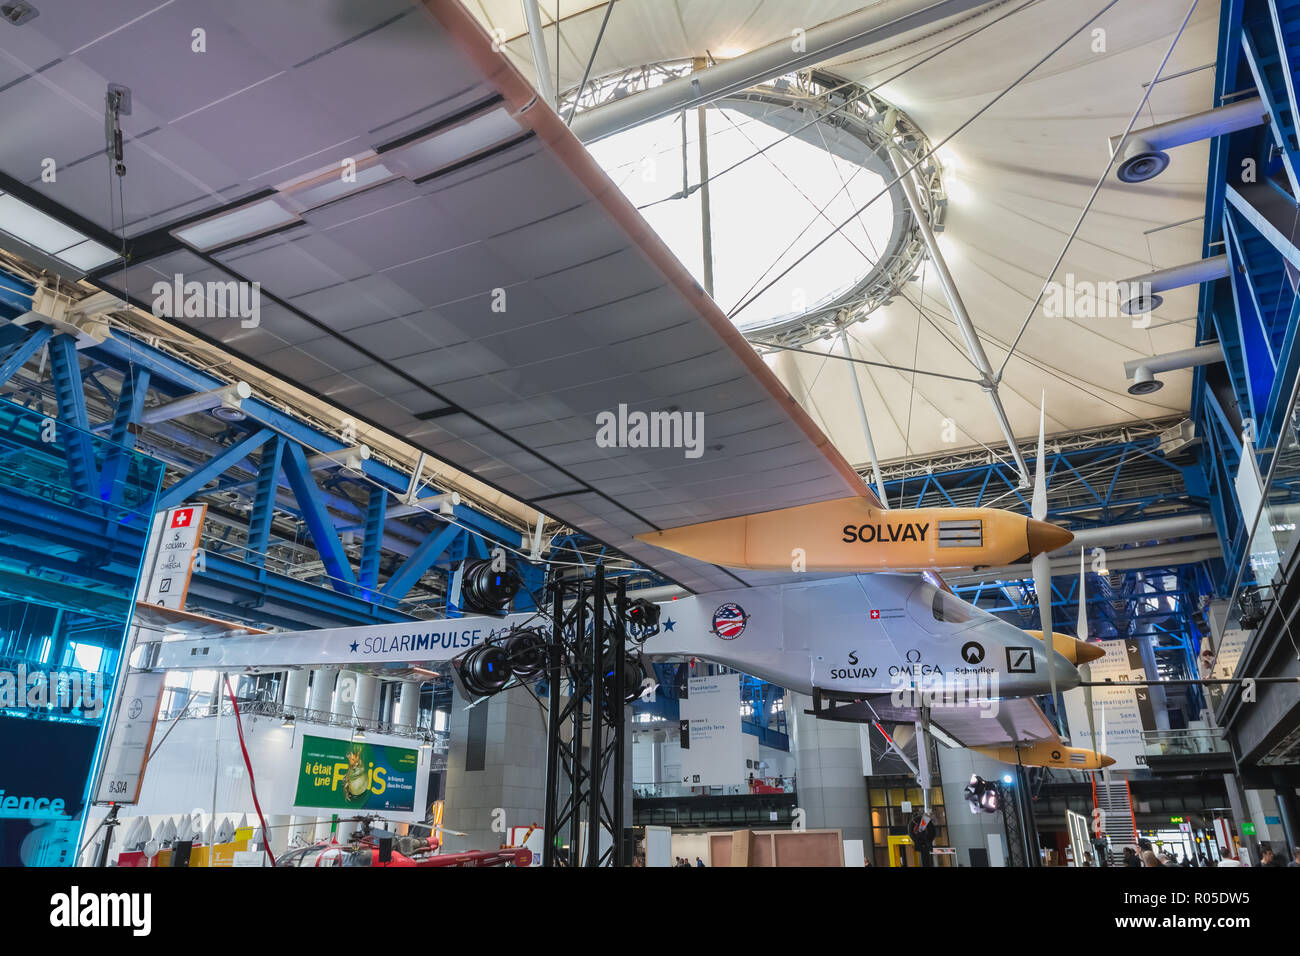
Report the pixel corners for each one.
[292,734,419,813]
[678,673,743,787]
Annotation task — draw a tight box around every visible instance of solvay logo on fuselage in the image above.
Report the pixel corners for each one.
[841,522,930,544]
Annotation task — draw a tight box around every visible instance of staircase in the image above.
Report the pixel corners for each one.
[1093,778,1139,859]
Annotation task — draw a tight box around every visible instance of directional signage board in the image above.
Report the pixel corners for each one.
[678,673,743,787]
[1061,638,1156,771]
[140,505,206,610]
[93,670,164,805]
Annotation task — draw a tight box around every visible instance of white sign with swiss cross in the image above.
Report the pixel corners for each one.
[141,505,206,609]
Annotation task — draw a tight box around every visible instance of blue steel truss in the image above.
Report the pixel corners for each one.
[0,269,555,629]
[3,2,1298,737]
[1193,0,1300,585]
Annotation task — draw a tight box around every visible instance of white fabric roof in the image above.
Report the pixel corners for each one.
[472,0,1219,463]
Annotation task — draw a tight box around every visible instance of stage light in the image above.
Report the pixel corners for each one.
[964,774,1001,814]
[460,558,521,614]
[452,643,513,699]
[281,714,296,728]
[625,597,660,636]
[1002,773,1013,785]
[503,626,549,680]
[601,648,650,703]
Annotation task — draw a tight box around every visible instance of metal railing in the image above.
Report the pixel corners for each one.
[1141,727,1230,757]
[633,777,796,799]
[174,696,449,751]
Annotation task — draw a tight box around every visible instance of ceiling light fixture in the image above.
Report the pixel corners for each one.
[0,192,118,273]
[172,198,300,251]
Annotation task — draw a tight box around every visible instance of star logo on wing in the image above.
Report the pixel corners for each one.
[349,640,359,653]
[663,618,675,632]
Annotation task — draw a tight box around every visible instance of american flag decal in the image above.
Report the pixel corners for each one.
[711,603,747,639]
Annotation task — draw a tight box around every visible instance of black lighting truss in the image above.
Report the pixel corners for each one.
[998,779,1031,868]
[542,565,630,867]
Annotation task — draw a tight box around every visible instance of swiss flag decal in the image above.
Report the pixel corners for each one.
[170,508,195,529]
[870,609,881,620]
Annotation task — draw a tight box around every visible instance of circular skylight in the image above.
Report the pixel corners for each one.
[576,68,943,345]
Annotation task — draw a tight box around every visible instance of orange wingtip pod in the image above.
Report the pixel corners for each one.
[972,742,1115,770]
[1024,630,1106,665]
[636,498,1072,572]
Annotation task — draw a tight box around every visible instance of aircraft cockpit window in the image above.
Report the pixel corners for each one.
[909,581,991,634]
[932,588,976,624]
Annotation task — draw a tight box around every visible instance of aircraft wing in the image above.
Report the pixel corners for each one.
[928,694,1058,749]
[842,692,1058,748]
[2,1,875,593]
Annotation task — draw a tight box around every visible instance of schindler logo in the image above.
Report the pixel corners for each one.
[151,273,260,328]
[0,664,103,718]
[50,887,151,936]
[595,404,705,459]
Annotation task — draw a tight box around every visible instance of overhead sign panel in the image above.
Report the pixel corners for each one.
[678,673,743,787]
[292,734,419,814]
[1062,638,1156,771]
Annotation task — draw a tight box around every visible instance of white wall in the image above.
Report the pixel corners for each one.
[82,712,429,861]
[632,727,795,789]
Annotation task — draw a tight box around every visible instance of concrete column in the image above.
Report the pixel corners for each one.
[283,670,309,711]
[396,681,422,729]
[936,746,1017,866]
[307,668,337,715]
[288,815,315,844]
[353,673,379,724]
[787,692,869,842]
[266,814,291,856]
[1223,772,1256,864]
[444,685,549,852]
[1272,771,1300,857]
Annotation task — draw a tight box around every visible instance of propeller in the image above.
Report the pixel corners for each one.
[1030,392,1064,736]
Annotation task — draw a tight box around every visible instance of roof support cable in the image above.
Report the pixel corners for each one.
[565,0,618,126]
[996,0,1201,381]
[635,0,1042,212]
[727,0,1124,324]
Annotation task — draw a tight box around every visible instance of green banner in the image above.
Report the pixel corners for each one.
[293,735,419,813]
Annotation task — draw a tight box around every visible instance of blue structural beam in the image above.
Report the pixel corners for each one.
[99,366,149,503]
[156,428,273,511]
[359,486,386,600]
[245,435,285,569]
[1186,0,1300,595]
[280,441,357,594]
[194,552,410,629]
[879,432,1189,531]
[0,324,51,384]
[381,522,463,601]
[46,333,99,501]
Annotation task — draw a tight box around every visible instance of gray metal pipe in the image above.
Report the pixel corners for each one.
[839,330,890,508]
[887,145,1032,485]
[570,0,990,142]
[139,381,250,424]
[1111,96,1267,154]
[522,0,557,109]
[1123,255,1229,296]
[1064,512,1216,551]
[1123,343,1224,380]
[1118,255,1229,314]
[1111,98,1267,183]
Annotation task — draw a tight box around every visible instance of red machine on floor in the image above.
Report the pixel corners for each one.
[279,819,532,868]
